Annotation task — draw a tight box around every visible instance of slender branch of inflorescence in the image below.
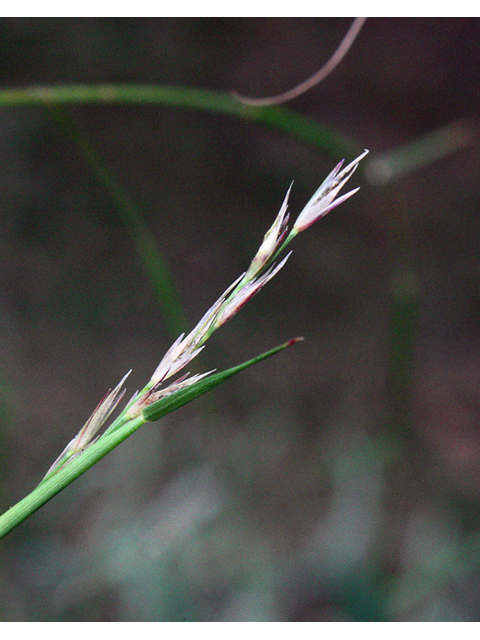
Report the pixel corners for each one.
[42,149,368,480]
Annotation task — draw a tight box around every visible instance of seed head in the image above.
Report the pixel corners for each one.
[245,185,291,280]
[293,149,369,233]
[43,370,131,478]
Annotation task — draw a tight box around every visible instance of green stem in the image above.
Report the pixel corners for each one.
[0,338,300,540]
[0,83,362,159]
[1,84,468,189]
[0,414,145,540]
[381,188,419,441]
[48,105,188,337]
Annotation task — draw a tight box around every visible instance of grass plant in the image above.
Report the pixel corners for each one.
[0,150,367,540]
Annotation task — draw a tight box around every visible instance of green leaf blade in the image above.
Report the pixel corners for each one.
[142,337,303,422]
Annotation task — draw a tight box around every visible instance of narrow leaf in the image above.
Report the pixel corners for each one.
[143,337,303,422]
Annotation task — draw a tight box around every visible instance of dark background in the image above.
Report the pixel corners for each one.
[1,17,480,621]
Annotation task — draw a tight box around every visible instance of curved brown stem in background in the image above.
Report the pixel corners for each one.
[232,17,367,106]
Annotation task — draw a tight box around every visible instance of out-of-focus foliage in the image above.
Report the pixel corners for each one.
[1,17,480,621]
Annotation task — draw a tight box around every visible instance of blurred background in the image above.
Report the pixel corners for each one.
[1,17,480,621]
